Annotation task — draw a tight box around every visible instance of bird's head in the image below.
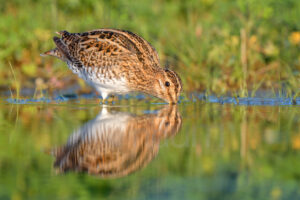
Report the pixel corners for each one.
[152,69,182,104]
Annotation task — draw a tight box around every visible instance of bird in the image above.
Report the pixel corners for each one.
[41,29,182,103]
[52,105,182,177]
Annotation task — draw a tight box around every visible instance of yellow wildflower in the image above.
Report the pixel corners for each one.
[289,31,300,45]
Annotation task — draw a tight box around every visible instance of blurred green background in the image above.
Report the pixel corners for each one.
[0,0,299,96]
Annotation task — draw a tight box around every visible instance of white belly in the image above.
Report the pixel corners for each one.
[92,79,130,99]
[67,63,130,99]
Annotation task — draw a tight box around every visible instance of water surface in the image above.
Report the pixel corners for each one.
[0,98,299,199]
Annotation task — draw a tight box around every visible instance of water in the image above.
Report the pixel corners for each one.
[0,96,299,200]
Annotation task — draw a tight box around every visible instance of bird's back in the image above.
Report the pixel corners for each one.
[46,29,161,71]
[43,29,163,96]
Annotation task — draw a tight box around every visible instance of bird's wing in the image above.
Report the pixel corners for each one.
[57,29,161,71]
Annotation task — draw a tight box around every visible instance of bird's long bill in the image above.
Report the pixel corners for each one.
[40,48,64,60]
[40,48,57,57]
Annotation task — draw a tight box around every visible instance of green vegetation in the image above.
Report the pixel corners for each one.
[0,102,299,199]
[0,0,299,97]
[1,2,299,199]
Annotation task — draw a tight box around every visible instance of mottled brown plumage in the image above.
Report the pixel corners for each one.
[42,29,182,103]
[52,105,182,178]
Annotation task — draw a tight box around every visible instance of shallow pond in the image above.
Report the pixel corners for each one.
[0,96,299,200]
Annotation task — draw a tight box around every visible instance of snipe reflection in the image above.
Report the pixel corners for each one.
[52,105,182,178]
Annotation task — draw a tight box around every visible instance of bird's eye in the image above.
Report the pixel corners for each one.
[165,81,170,87]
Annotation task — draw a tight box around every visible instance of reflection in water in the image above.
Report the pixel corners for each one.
[52,105,182,178]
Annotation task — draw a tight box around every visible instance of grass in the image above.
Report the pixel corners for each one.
[8,62,20,100]
[0,0,299,98]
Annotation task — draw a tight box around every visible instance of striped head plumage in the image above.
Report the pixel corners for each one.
[42,29,182,103]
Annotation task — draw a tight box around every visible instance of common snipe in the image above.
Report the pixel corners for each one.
[42,29,182,103]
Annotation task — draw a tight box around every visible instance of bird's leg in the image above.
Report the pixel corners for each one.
[99,92,108,105]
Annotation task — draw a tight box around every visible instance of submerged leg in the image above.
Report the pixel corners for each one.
[100,92,109,104]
